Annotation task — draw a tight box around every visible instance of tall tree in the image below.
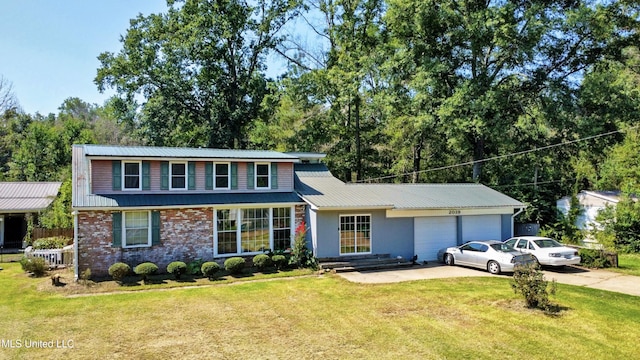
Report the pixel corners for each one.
[385,0,639,182]
[96,0,302,148]
[0,75,20,114]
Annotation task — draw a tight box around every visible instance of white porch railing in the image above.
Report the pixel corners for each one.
[24,245,74,267]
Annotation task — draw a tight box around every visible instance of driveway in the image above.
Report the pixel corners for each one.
[338,263,640,297]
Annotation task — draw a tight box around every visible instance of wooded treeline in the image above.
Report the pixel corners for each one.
[2,0,640,250]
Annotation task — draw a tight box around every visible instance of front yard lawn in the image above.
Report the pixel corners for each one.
[1,262,639,359]
[613,253,640,277]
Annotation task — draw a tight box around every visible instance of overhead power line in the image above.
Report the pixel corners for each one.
[357,126,636,184]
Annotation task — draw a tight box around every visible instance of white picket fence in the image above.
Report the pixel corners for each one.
[24,245,74,267]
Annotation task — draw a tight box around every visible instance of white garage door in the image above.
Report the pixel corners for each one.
[461,215,501,242]
[414,217,457,262]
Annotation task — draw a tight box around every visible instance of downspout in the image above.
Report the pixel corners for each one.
[511,207,524,237]
[73,210,79,282]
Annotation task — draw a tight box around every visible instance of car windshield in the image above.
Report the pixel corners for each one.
[533,238,563,248]
[490,243,515,252]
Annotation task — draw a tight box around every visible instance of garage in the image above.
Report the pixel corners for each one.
[461,215,502,242]
[414,216,457,262]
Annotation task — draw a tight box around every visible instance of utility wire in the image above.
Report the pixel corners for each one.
[356,125,637,184]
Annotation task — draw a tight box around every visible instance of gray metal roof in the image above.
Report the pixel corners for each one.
[74,192,303,209]
[80,144,300,160]
[294,164,524,210]
[0,182,61,212]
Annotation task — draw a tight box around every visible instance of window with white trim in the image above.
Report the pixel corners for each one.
[273,207,291,251]
[215,163,230,189]
[340,214,371,254]
[123,162,141,190]
[215,207,293,256]
[255,163,270,189]
[170,162,187,190]
[123,211,151,247]
[217,209,238,254]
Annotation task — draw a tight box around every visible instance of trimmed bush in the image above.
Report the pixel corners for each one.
[272,255,287,270]
[108,262,131,283]
[19,257,47,277]
[134,262,159,283]
[253,254,272,270]
[224,257,246,274]
[201,262,221,279]
[167,261,188,279]
[32,236,71,250]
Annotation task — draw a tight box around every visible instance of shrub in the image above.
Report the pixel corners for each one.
[290,221,318,269]
[511,264,557,311]
[187,259,205,276]
[579,248,617,268]
[134,262,159,283]
[108,262,131,284]
[201,262,221,279]
[19,257,47,277]
[252,254,272,270]
[224,257,246,274]
[32,236,71,250]
[272,254,287,270]
[80,268,92,285]
[167,261,188,279]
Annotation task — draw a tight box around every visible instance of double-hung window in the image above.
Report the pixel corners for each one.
[170,162,187,190]
[123,162,141,190]
[215,163,230,189]
[273,207,292,251]
[255,163,270,189]
[123,211,151,247]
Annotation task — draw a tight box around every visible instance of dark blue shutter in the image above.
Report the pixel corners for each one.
[271,163,278,189]
[142,161,151,190]
[151,211,161,245]
[112,212,122,247]
[160,161,169,190]
[247,162,254,189]
[205,162,213,190]
[231,163,238,189]
[112,161,121,190]
[188,162,196,190]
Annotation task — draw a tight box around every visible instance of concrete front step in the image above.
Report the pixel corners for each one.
[331,261,415,273]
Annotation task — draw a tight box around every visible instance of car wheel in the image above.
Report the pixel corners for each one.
[444,253,454,266]
[487,261,501,274]
[531,256,540,268]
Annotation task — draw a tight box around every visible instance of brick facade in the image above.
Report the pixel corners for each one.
[78,206,305,276]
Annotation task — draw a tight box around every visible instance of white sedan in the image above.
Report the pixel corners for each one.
[503,236,581,267]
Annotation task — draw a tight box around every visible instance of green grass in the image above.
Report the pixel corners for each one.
[1,263,639,359]
[613,253,640,276]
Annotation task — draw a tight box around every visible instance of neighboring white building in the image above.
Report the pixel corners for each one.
[557,190,622,247]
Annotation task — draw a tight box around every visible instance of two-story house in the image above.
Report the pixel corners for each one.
[72,144,306,276]
[72,144,526,278]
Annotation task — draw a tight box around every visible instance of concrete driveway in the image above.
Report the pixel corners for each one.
[338,263,640,297]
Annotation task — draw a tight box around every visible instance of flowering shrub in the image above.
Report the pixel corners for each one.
[290,221,317,269]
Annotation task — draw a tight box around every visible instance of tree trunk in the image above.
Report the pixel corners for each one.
[354,94,362,181]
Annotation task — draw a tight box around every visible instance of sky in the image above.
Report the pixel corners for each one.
[0,1,292,116]
[0,1,174,115]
